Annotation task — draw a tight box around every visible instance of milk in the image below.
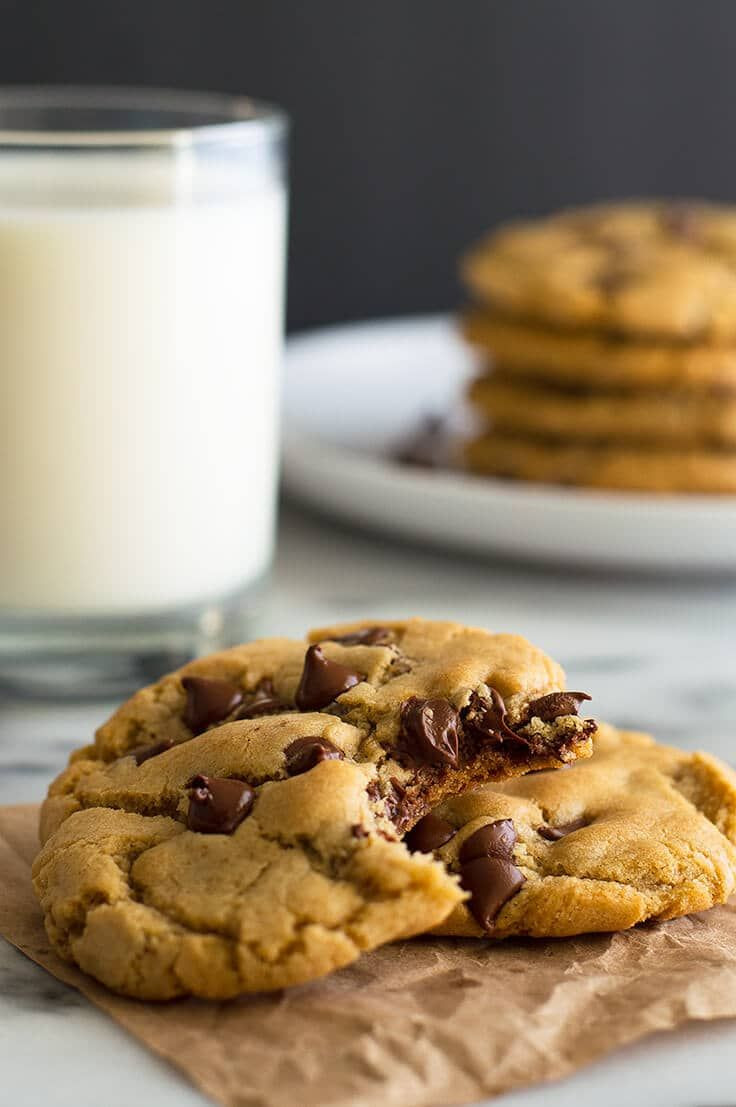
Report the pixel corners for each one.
[0,154,286,614]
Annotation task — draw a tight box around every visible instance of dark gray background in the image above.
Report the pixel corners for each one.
[0,0,732,330]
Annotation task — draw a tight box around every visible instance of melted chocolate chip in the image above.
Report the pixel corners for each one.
[131,737,175,765]
[182,676,244,734]
[186,775,255,834]
[231,678,289,720]
[405,813,456,853]
[284,735,344,776]
[527,691,591,723]
[327,626,394,647]
[538,817,589,841]
[294,645,363,711]
[398,697,460,768]
[351,824,369,839]
[458,818,525,931]
[460,857,526,931]
[459,819,517,862]
[383,777,408,825]
[464,688,519,744]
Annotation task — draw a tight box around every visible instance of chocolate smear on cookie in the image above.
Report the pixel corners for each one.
[464,688,519,744]
[383,778,409,825]
[458,819,525,931]
[295,645,363,711]
[526,691,591,723]
[231,678,289,720]
[538,817,589,841]
[186,774,255,834]
[182,676,244,734]
[131,736,175,765]
[284,736,344,776]
[327,626,395,647]
[405,813,457,853]
[398,697,460,768]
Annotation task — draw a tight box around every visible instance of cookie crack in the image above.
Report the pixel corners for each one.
[35,826,182,951]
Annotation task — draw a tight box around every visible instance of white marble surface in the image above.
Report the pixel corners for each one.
[2,503,736,1106]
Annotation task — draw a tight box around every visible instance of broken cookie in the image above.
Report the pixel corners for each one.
[413,723,736,938]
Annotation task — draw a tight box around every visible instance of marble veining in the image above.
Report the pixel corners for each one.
[0,945,86,1013]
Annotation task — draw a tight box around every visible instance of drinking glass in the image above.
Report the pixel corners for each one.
[0,87,288,696]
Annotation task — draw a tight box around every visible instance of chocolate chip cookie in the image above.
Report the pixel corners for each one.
[462,201,736,341]
[458,202,736,493]
[465,432,736,492]
[34,618,595,998]
[409,723,736,938]
[462,311,736,391]
[469,371,736,445]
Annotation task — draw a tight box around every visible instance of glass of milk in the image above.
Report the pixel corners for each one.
[0,87,288,696]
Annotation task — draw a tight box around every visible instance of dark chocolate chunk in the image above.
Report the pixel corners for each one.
[367,777,415,833]
[351,824,369,839]
[464,688,519,744]
[458,818,525,930]
[294,645,363,711]
[383,777,409,826]
[186,774,255,834]
[231,678,289,720]
[460,857,526,931]
[398,697,460,768]
[459,818,517,862]
[526,691,591,723]
[284,735,344,776]
[327,626,394,647]
[131,736,175,765]
[538,817,589,841]
[405,813,456,853]
[182,676,244,734]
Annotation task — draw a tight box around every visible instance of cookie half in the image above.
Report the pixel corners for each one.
[462,201,736,342]
[409,723,736,938]
[33,716,463,999]
[35,618,595,998]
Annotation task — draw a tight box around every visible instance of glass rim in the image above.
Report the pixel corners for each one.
[0,85,287,150]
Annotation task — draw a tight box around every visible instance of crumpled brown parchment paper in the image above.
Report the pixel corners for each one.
[3,802,736,1107]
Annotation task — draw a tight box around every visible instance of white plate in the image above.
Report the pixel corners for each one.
[283,314,736,572]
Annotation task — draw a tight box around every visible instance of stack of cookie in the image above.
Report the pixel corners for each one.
[33,618,736,1000]
[460,201,736,492]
